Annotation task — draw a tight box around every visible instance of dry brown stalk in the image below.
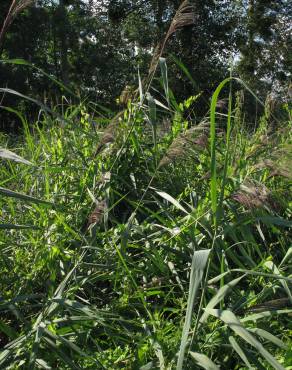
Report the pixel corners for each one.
[245,298,291,313]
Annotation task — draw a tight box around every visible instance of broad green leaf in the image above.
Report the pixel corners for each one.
[258,216,292,228]
[35,358,52,369]
[190,351,219,370]
[229,336,253,369]
[241,309,292,323]
[155,190,189,215]
[177,249,211,370]
[199,275,244,325]
[0,321,18,339]
[0,148,32,165]
[248,328,287,349]
[206,309,285,370]
[264,261,292,303]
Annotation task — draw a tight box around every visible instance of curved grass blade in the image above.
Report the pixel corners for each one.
[199,275,245,326]
[29,322,46,368]
[264,261,292,303]
[0,186,53,205]
[0,148,32,165]
[229,336,253,369]
[241,309,292,323]
[0,223,40,230]
[190,352,219,370]
[0,59,77,97]
[171,54,199,91]
[280,247,292,267]
[177,249,211,370]
[248,328,287,349]
[206,309,285,370]
[155,189,189,215]
[0,88,67,124]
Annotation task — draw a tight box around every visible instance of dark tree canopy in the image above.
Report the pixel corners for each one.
[0,0,291,130]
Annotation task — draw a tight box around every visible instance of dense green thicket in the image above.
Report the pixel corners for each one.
[0,68,291,368]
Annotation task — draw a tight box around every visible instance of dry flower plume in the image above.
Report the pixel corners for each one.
[255,144,292,180]
[159,120,209,168]
[232,182,277,210]
[84,200,107,232]
[0,0,35,48]
[95,0,196,158]
[148,0,195,77]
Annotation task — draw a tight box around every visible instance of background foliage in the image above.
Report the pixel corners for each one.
[0,0,291,130]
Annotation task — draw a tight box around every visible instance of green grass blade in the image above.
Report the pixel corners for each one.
[155,189,189,215]
[248,328,287,349]
[0,58,77,97]
[210,77,232,225]
[0,148,32,165]
[190,351,219,370]
[0,186,53,205]
[264,261,292,303]
[206,309,285,370]
[229,336,253,369]
[0,88,66,124]
[177,249,211,370]
[199,275,245,326]
[0,223,40,230]
[159,57,169,105]
[241,309,292,323]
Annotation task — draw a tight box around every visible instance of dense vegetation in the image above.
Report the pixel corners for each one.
[0,0,291,369]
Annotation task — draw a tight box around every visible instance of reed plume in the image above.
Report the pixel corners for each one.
[148,0,195,77]
[232,182,276,210]
[255,144,292,180]
[85,199,107,231]
[0,0,34,49]
[159,121,209,168]
[93,111,124,157]
[94,1,196,157]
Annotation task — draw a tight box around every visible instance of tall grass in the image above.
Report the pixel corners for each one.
[0,63,291,369]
